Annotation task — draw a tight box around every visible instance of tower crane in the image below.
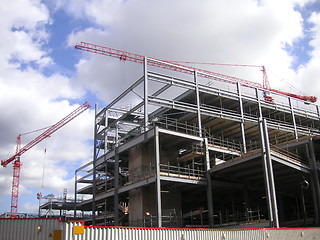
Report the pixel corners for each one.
[75,42,317,103]
[1,102,91,217]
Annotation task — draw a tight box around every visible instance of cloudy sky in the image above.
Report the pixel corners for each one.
[0,0,320,215]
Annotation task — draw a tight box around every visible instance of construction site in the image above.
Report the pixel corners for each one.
[2,42,320,232]
[71,42,320,228]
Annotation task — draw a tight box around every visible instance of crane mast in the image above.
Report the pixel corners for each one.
[75,41,317,103]
[1,102,91,217]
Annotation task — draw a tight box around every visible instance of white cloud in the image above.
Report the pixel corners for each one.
[65,0,320,103]
[0,0,51,67]
[21,202,38,213]
[1,0,320,215]
[0,0,93,214]
[295,12,320,98]
[57,0,124,27]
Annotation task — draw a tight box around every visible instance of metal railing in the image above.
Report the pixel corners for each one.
[270,145,305,163]
[154,116,201,136]
[159,163,205,179]
[155,116,243,153]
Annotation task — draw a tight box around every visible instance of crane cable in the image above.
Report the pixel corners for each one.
[41,138,48,188]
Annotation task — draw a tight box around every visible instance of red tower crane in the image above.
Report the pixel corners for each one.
[75,42,316,103]
[1,101,91,217]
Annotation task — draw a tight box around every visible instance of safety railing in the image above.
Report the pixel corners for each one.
[270,145,305,164]
[159,163,205,179]
[155,117,244,153]
[154,116,201,136]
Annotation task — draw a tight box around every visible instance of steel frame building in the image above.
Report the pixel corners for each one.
[74,58,320,228]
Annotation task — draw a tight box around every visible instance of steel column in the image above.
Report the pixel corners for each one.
[255,88,263,118]
[104,160,108,225]
[237,82,247,153]
[155,127,162,227]
[144,57,149,131]
[114,123,120,225]
[105,110,109,151]
[194,70,202,137]
[306,139,320,225]
[92,103,99,225]
[204,138,214,227]
[259,118,273,227]
[74,170,77,218]
[263,118,279,228]
[288,97,298,139]
[259,118,279,228]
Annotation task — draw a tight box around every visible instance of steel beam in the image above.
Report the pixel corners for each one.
[209,152,261,173]
[271,153,310,174]
[159,175,206,185]
[148,72,195,90]
[96,129,156,166]
[158,128,203,142]
[95,176,157,201]
[105,76,144,111]
[194,71,202,137]
[207,145,241,156]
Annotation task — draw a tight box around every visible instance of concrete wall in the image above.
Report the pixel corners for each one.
[128,141,182,225]
[128,143,155,225]
[128,143,154,180]
[129,188,144,225]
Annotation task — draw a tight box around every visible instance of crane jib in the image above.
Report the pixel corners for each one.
[2,101,90,216]
[75,41,317,103]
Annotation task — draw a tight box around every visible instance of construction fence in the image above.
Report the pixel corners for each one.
[1,218,320,240]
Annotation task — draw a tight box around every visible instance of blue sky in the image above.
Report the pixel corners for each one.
[1,0,320,215]
[285,1,320,69]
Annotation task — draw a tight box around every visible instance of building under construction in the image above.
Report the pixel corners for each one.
[73,43,320,228]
